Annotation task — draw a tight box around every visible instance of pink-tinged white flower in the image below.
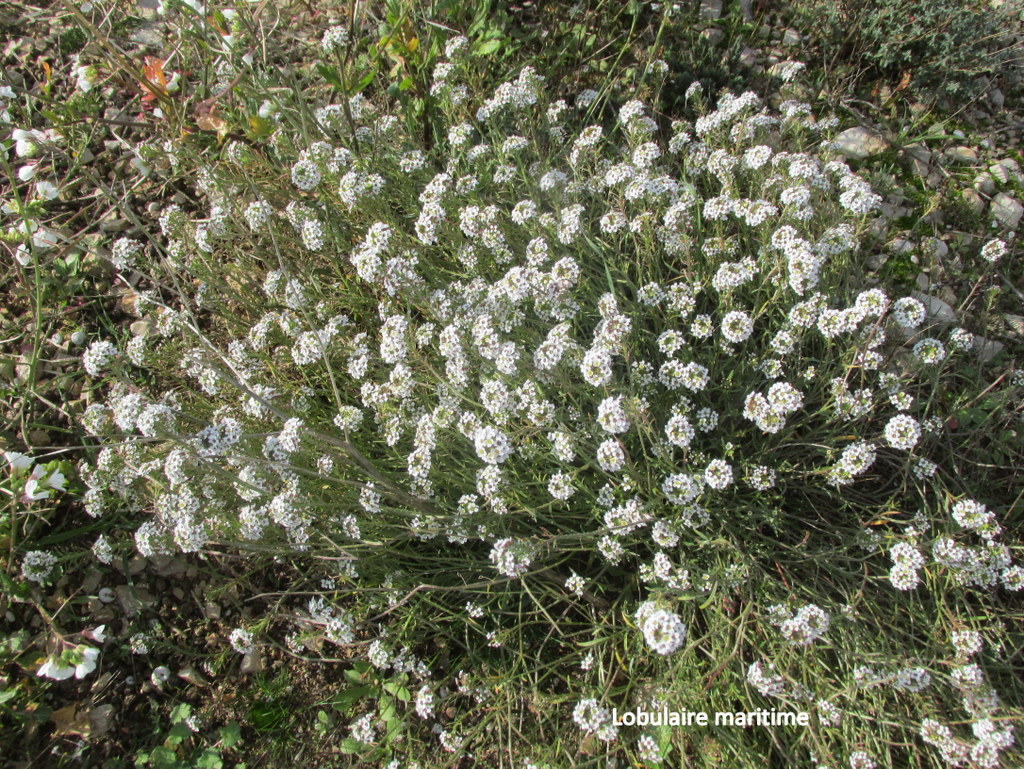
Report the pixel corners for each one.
[12,128,47,157]
[23,477,51,502]
[17,162,38,182]
[35,180,59,200]
[75,646,100,677]
[24,465,52,501]
[4,451,33,471]
[37,645,100,680]
[46,467,66,491]
[73,64,98,92]
[37,657,76,681]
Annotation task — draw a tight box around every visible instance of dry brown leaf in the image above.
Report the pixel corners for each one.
[51,704,91,738]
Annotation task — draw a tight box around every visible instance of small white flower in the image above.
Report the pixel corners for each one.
[37,657,75,681]
[883,414,921,450]
[229,628,255,654]
[35,180,59,200]
[5,452,33,471]
[641,609,687,655]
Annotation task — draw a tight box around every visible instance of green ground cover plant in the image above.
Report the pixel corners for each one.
[1,1,1022,767]
[787,0,1024,103]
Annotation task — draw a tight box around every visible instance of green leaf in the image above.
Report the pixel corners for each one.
[656,723,673,750]
[382,682,411,702]
[246,116,274,141]
[378,694,396,723]
[0,689,19,705]
[476,39,501,56]
[0,572,31,601]
[165,722,191,746]
[169,703,192,725]
[355,70,375,91]
[247,701,286,730]
[149,746,180,769]
[316,64,343,89]
[194,748,223,769]
[339,737,364,755]
[218,723,242,748]
[331,685,375,712]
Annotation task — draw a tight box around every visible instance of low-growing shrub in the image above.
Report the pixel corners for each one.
[787,0,1022,101]
[8,1,1023,766]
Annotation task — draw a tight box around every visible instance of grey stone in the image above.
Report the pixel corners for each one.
[888,237,915,255]
[99,215,130,233]
[991,158,1022,184]
[177,666,209,687]
[782,28,801,46]
[974,172,996,195]
[904,144,933,178]
[991,193,1023,229]
[115,584,156,616]
[699,0,722,20]
[961,188,986,217]
[149,553,186,576]
[945,146,980,165]
[129,24,164,48]
[990,163,1010,184]
[832,126,889,160]
[240,650,263,674]
[915,272,933,291]
[920,237,949,261]
[1004,314,1024,337]
[912,291,957,325]
[867,216,890,240]
[973,335,1005,363]
[866,251,888,270]
[991,88,1005,110]
[701,27,724,45]
[739,45,758,67]
[88,705,115,739]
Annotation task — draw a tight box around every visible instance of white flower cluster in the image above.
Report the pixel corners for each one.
[768,604,830,646]
[69,30,1024,765]
[489,537,534,578]
[636,601,687,655]
[889,542,925,591]
[83,340,118,377]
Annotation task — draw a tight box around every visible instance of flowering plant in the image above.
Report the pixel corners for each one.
[37,3,1024,765]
